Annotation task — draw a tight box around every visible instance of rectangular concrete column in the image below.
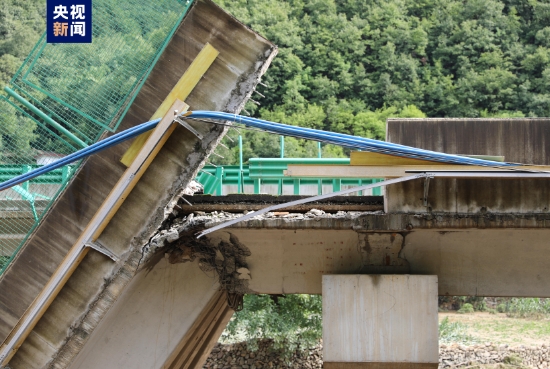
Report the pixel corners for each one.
[322,275,438,369]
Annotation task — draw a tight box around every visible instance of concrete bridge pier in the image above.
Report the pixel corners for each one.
[322,275,439,369]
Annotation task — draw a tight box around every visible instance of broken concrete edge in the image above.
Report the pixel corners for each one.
[128,43,278,270]
[182,210,550,233]
[45,47,278,369]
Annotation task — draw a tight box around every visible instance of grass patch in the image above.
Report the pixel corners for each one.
[439,316,477,344]
[507,298,550,319]
[470,315,550,344]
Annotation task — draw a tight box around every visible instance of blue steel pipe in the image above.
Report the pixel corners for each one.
[184,111,518,167]
[0,118,161,191]
[1,110,523,193]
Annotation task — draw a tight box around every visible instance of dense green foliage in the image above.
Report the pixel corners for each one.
[506,298,550,319]
[0,0,44,162]
[3,0,548,163]
[212,0,549,163]
[222,294,322,359]
[0,0,44,87]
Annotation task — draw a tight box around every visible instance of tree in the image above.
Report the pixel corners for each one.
[222,294,322,360]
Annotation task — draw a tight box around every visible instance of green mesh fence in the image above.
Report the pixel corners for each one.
[0,0,194,274]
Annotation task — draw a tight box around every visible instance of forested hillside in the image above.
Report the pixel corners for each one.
[213,0,550,162]
[0,0,44,88]
[1,0,549,162]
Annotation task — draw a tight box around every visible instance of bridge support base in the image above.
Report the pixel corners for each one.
[322,275,439,368]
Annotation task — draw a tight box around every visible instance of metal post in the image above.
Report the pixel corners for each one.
[332,179,341,192]
[61,165,71,184]
[279,136,284,195]
[4,86,88,149]
[373,179,381,196]
[215,166,223,196]
[317,142,322,193]
[238,135,243,193]
[293,179,300,195]
[22,165,31,191]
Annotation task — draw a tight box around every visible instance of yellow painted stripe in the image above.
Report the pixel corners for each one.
[120,43,220,166]
[94,101,189,239]
[284,164,539,178]
[350,151,445,166]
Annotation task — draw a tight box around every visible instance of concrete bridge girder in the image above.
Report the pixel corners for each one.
[197,214,550,297]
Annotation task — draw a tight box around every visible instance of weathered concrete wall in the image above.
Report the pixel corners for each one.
[1,1,276,367]
[387,118,550,165]
[401,229,550,297]
[323,275,438,368]
[385,118,550,213]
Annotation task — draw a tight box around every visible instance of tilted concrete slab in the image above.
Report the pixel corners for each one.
[67,258,224,369]
[0,1,276,367]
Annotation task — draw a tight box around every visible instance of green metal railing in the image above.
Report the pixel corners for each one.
[197,158,383,196]
[197,135,382,196]
[0,0,195,274]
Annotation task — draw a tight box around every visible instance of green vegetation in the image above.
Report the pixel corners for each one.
[0,0,44,88]
[439,296,488,312]
[0,0,44,162]
[458,303,475,314]
[439,316,476,344]
[213,0,549,163]
[507,298,550,319]
[222,294,322,360]
[439,312,550,346]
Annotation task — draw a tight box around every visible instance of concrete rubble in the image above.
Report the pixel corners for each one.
[439,343,550,368]
[202,341,323,369]
[143,209,375,262]
[202,341,550,369]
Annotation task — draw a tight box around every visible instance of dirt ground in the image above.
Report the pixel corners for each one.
[439,312,550,347]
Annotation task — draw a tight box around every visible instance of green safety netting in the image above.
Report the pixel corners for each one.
[0,0,194,274]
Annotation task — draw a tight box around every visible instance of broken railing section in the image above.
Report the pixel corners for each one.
[197,158,383,196]
[196,173,430,238]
